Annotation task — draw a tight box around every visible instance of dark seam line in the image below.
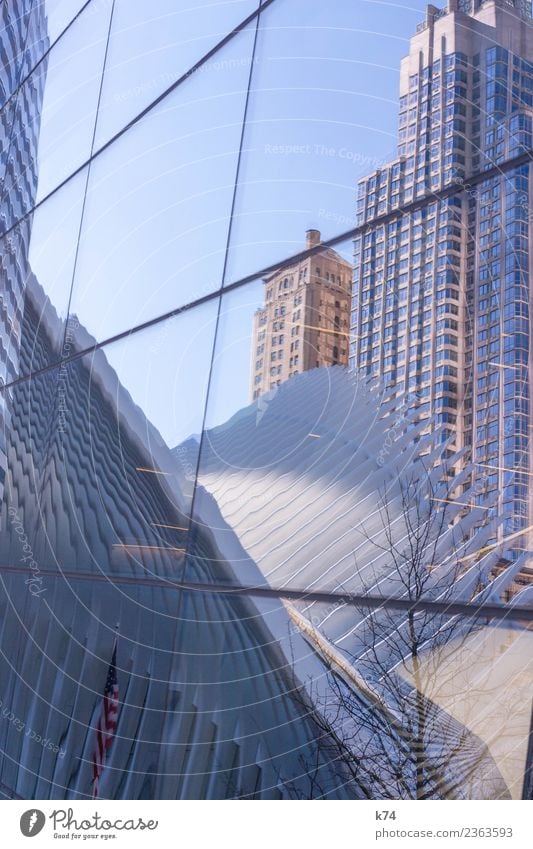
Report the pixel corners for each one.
[0,0,37,255]
[522,700,533,799]
[31,0,119,509]
[0,0,521,249]
[57,0,117,359]
[1,144,533,395]
[0,0,94,115]
[183,1,264,578]
[0,0,42,770]
[0,0,95,226]
[0,777,23,799]
[0,562,530,621]
[0,0,39,198]
[0,0,279,243]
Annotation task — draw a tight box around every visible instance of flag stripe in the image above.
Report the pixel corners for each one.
[91,641,119,798]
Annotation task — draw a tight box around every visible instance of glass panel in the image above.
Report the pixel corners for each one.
[186,244,362,585]
[0,0,33,187]
[0,299,218,586]
[0,98,16,187]
[0,305,360,800]
[0,363,58,575]
[276,603,533,799]
[185,257,528,607]
[0,542,530,797]
[0,0,112,226]
[224,0,423,284]
[1,0,532,806]
[0,356,62,797]
[71,304,216,572]
[0,167,88,381]
[181,254,533,800]
[0,0,33,107]
[93,0,260,147]
[0,301,531,798]
[198,236,354,419]
[22,0,91,78]
[66,27,255,344]
[0,578,360,798]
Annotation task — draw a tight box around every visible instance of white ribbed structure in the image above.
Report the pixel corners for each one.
[183,366,531,798]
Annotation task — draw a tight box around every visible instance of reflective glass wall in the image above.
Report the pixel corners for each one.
[0,0,531,800]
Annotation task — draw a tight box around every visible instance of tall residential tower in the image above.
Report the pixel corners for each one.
[351,0,533,570]
[251,230,352,400]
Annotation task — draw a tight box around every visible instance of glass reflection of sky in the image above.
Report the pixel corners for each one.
[21,0,430,448]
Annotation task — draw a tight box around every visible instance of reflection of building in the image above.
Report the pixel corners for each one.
[0,6,359,803]
[250,230,352,400]
[350,1,533,565]
[0,277,359,800]
[0,0,529,803]
[0,0,49,501]
[185,366,531,799]
[0,2,28,109]
[0,0,49,376]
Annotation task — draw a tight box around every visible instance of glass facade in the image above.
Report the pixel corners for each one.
[351,2,533,567]
[0,0,531,801]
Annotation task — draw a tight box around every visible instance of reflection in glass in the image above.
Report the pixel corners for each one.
[0,1,47,230]
[398,620,533,799]
[1,298,219,574]
[0,262,531,797]
[93,0,260,147]
[0,299,357,799]
[180,271,533,799]
[0,1,33,109]
[0,0,111,222]
[0,0,531,803]
[23,1,90,78]
[0,170,87,493]
[281,602,532,799]
[223,0,418,283]
[198,233,353,427]
[0,98,16,187]
[67,27,256,344]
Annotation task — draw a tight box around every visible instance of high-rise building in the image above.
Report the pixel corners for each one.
[0,0,531,801]
[350,0,533,568]
[250,230,352,400]
[0,0,48,502]
[0,3,361,801]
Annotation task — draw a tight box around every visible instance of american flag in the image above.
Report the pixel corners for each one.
[91,639,119,798]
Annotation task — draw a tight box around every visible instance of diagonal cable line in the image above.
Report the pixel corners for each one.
[1,142,533,396]
[0,0,94,110]
[0,562,530,621]
[130,578,533,623]
[182,0,265,580]
[0,0,278,242]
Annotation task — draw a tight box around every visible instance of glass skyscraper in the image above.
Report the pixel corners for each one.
[0,0,531,801]
[351,0,533,573]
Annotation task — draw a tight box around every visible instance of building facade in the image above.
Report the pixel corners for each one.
[185,365,527,799]
[0,0,531,801]
[251,230,352,400]
[350,0,533,567]
[0,274,362,800]
[0,0,48,503]
[0,1,360,801]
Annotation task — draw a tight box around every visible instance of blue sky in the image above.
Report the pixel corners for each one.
[27,0,435,446]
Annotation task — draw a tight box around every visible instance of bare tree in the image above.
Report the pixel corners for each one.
[285,465,510,800]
